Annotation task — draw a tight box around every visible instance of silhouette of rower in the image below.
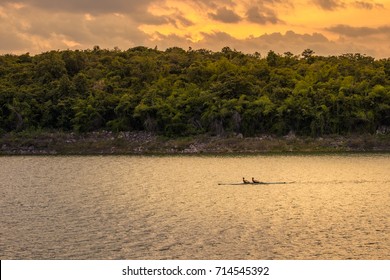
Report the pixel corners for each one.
[243,177,251,184]
[252,177,260,183]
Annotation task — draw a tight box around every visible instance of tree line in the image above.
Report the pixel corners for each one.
[1,46,389,137]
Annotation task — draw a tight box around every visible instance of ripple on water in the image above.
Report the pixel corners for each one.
[0,155,389,259]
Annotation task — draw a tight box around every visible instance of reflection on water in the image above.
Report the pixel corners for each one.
[0,154,389,259]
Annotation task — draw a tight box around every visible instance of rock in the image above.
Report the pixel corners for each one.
[284,130,296,140]
[183,144,199,153]
[376,126,390,135]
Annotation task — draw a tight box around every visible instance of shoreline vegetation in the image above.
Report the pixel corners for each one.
[1,131,389,155]
[1,47,390,154]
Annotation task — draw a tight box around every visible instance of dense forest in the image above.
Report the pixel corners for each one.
[1,46,390,137]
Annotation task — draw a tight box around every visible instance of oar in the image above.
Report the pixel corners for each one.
[218,181,295,185]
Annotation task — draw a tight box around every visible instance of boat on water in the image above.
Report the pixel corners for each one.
[218,181,293,186]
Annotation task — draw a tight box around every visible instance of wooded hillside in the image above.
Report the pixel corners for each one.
[1,46,389,137]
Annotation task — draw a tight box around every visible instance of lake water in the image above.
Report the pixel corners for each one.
[1,154,389,259]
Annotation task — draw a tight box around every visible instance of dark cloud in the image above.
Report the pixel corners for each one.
[0,0,170,26]
[151,32,194,50]
[0,0,152,14]
[326,24,390,37]
[312,0,384,10]
[208,7,242,23]
[353,1,384,9]
[246,6,281,24]
[313,0,345,10]
[155,28,390,57]
[152,30,343,57]
[0,0,199,27]
[353,1,374,9]
[247,31,331,54]
[189,0,236,9]
[151,29,390,58]
[170,14,194,28]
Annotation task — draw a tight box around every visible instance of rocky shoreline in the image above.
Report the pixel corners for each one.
[1,131,389,155]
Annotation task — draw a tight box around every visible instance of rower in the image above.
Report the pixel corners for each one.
[243,177,251,184]
[252,177,260,183]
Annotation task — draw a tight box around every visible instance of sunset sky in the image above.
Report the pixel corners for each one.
[1,0,389,57]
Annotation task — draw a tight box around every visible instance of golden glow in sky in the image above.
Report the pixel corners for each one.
[1,0,390,57]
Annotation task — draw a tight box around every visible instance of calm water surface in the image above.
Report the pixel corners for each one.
[1,154,389,259]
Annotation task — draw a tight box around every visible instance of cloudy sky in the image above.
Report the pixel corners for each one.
[1,0,389,57]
